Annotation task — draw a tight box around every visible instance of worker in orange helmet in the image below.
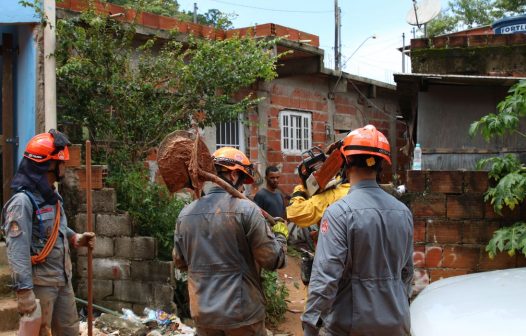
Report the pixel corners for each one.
[173,147,287,336]
[302,125,414,336]
[2,130,95,335]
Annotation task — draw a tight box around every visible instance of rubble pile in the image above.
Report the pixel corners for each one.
[79,308,196,336]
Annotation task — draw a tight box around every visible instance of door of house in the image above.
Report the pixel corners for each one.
[1,33,15,205]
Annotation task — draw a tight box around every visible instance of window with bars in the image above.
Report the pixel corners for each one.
[216,118,245,152]
[280,110,312,155]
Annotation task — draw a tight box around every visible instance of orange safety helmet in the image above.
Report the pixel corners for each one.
[340,124,391,165]
[24,131,70,163]
[212,147,255,184]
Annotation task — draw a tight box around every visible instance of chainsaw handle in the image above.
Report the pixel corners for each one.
[199,171,277,226]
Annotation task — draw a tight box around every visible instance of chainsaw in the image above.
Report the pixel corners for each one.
[299,142,345,197]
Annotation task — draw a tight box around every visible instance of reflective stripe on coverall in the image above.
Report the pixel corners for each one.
[2,191,79,335]
[302,180,414,336]
[173,186,287,331]
[286,183,350,228]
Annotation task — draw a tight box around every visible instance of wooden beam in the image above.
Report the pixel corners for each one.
[2,34,14,203]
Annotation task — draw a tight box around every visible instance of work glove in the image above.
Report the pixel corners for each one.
[272,219,289,240]
[302,321,319,336]
[16,289,37,315]
[291,184,309,200]
[75,232,96,248]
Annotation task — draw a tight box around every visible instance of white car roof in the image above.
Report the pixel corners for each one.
[411,267,526,336]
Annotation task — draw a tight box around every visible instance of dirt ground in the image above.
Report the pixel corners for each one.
[271,255,306,336]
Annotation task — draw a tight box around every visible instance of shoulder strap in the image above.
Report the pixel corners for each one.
[16,189,45,240]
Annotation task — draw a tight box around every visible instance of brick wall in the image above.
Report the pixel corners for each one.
[410,34,526,76]
[406,170,526,295]
[250,77,407,195]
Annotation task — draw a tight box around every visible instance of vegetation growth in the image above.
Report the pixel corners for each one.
[54,4,279,255]
[470,79,526,258]
[104,0,235,29]
[427,0,526,36]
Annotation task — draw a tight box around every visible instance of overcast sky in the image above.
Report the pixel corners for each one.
[177,0,450,84]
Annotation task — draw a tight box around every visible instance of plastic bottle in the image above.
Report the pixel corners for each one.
[413,143,422,170]
[19,299,42,336]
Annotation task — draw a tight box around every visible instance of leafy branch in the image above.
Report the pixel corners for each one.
[471,79,526,258]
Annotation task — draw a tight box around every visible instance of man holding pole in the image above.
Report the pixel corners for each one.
[2,130,95,335]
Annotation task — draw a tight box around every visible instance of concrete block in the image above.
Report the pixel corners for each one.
[131,260,171,282]
[76,257,130,280]
[153,284,175,312]
[77,236,114,258]
[77,279,113,301]
[79,188,117,213]
[95,259,131,280]
[75,257,86,277]
[73,213,94,233]
[115,237,156,260]
[113,280,154,304]
[96,213,132,237]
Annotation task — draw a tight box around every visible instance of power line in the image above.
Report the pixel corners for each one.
[210,0,333,13]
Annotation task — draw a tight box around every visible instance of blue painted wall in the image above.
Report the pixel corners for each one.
[15,25,38,163]
[0,0,40,24]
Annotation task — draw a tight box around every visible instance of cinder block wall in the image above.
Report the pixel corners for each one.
[405,170,526,295]
[63,145,175,314]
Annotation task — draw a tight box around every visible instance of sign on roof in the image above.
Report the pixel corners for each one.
[492,15,526,34]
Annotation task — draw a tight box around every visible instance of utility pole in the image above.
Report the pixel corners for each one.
[334,0,341,71]
[193,3,198,24]
[402,32,406,73]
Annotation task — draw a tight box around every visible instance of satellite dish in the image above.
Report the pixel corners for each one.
[406,0,441,26]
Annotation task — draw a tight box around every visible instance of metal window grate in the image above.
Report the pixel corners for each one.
[216,118,245,152]
[279,110,312,155]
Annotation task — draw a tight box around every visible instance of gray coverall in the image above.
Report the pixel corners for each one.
[2,190,79,336]
[173,186,287,335]
[302,180,414,336]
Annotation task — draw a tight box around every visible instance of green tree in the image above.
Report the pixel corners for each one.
[427,0,526,36]
[198,8,236,29]
[106,0,181,17]
[105,0,234,28]
[470,79,526,258]
[55,7,281,259]
[56,8,279,167]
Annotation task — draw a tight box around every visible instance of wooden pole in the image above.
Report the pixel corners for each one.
[85,140,93,336]
[199,171,276,226]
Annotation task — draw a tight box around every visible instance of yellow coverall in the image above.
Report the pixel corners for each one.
[286,183,350,228]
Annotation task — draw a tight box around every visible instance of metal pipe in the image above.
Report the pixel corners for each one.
[86,140,93,336]
[43,0,57,130]
[75,297,120,317]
